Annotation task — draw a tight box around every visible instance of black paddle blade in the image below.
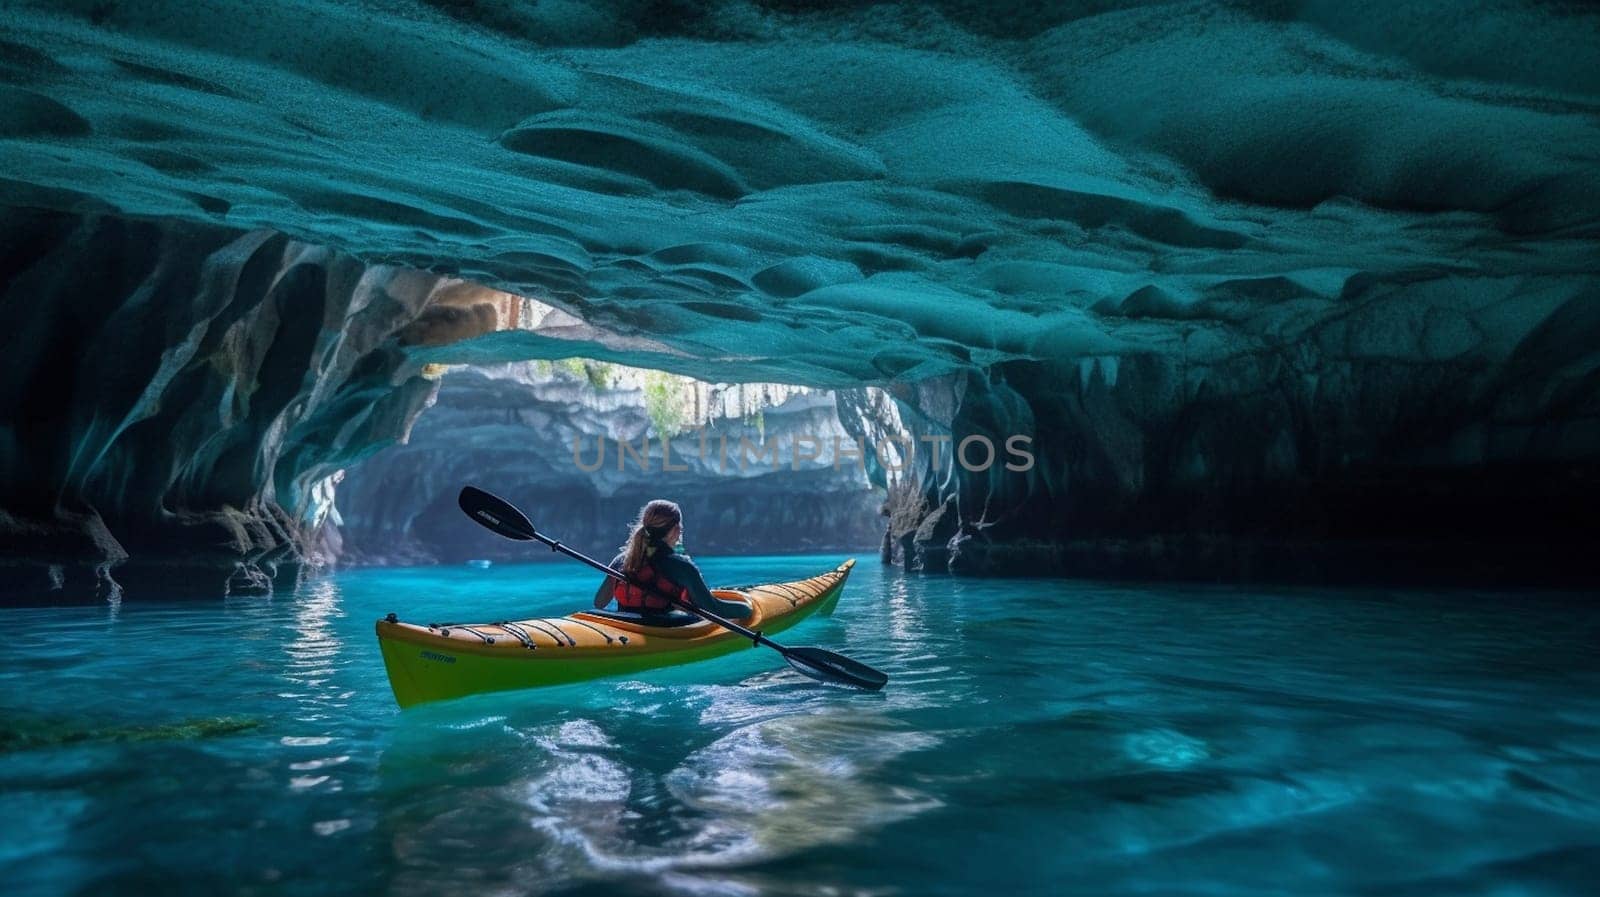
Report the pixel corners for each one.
[458,486,537,541]
[782,646,888,691]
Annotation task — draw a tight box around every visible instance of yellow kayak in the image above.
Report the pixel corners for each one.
[376,559,855,708]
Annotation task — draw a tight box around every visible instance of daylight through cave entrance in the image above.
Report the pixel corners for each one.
[323,274,921,569]
[332,356,898,568]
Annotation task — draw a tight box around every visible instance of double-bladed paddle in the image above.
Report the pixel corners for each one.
[458,485,888,691]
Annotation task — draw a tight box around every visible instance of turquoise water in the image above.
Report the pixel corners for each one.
[3,555,1598,896]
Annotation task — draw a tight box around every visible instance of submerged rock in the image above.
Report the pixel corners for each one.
[0,714,260,751]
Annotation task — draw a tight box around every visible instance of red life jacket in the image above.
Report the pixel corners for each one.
[613,561,688,613]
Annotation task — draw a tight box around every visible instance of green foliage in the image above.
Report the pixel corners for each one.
[583,361,614,390]
[540,357,614,390]
[643,370,687,437]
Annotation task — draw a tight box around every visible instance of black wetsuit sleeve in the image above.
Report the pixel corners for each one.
[657,553,750,619]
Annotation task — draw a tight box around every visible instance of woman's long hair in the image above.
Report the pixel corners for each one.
[620,499,682,574]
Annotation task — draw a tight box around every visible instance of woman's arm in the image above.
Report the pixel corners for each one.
[593,574,616,609]
[593,553,622,609]
[662,555,750,619]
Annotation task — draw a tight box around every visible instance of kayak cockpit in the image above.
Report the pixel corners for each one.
[572,589,756,637]
[581,609,702,627]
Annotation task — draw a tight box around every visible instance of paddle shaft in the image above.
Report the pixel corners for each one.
[526,530,776,649]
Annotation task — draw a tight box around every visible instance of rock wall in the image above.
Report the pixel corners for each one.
[880,273,1600,585]
[0,209,497,602]
[335,365,883,566]
[5,207,1596,597]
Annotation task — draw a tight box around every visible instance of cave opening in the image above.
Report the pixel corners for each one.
[330,355,897,570]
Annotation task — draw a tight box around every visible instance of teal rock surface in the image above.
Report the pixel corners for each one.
[2,1,1598,593]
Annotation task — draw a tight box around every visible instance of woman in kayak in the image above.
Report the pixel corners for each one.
[592,499,751,619]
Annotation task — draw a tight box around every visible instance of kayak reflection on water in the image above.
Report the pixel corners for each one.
[591,499,752,620]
